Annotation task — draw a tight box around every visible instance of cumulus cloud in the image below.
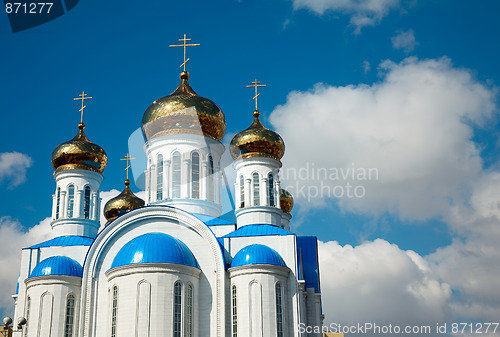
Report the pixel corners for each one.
[0,152,32,189]
[318,239,451,331]
[292,0,402,31]
[362,60,371,74]
[392,29,417,52]
[0,216,52,318]
[271,57,496,221]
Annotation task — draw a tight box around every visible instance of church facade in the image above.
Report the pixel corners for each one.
[11,57,323,337]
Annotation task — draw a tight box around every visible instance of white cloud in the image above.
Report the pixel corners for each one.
[392,29,417,52]
[0,152,32,189]
[0,216,52,318]
[362,60,371,74]
[292,0,402,31]
[318,239,451,329]
[271,57,496,221]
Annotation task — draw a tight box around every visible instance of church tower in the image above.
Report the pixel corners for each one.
[230,80,289,229]
[49,93,107,238]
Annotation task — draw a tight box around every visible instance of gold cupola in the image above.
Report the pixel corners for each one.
[280,188,294,214]
[142,71,226,142]
[104,179,145,222]
[230,110,285,161]
[51,123,108,174]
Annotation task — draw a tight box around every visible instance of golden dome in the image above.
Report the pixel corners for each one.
[51,123,107,174]
[104,179,145,222]
[230,110,285,160]
[280,188,294,214]
[142,71,226,142]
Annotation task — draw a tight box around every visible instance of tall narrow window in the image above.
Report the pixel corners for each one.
[111,286,118,337]
[55,187,61,219]
[186,285,193,337]
[240,176,245,208]
[191,152,200,199]
[253,172,260,206]
[276,283,283,337]
[67,185,75,218]
[173,282,182,337]
[83,186,91,219]
[64,294,75,337]
[268,173,274,207]
[172,152,181,198]
[232,285,237,337]
[24,296,30,337]
[157,154,164,201]
[208,155,214,202]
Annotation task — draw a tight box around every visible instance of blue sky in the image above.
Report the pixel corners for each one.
[1,0,500,333]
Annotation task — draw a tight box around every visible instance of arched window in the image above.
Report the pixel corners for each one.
[268,173,274,207]
[157,154,164,201]
[253,172,260,206]
[240,176,245,208]
[172,152,181,199]
[67,185,75,218]
[186,284,193,337]
[111,286,118,337]
[64,294,75,337]
[83,186,91,219]
[208,155,214,202]
[191,152,200,199]
[55,187,61,219]
[173,282,182,337]
[276,283,283,337]
[232,285,237,337]
[24,296,30,337]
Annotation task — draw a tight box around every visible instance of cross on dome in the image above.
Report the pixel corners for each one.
[73,91,93,129]
[120,153,136,182]
[246,78,266,114]
[169,34,200,71]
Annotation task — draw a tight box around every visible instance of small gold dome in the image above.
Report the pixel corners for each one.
[104,179,145,222]
[142,72,226,142]
[51,123,107,174]
[230,110,285,160]
[280,188,294,214]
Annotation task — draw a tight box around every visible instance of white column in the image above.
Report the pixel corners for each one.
[274,172,280,208]
[201,161,208,200]
[75,190,83,217]
[60,191,67,218]
[261,177,269,206]
[234,181,240,210]
[164,160,171,199]
[144,169,150,204]
[91,192,98,221]
[51,194,57,220]
[245,178,251,207]
[182,159,190,199]
[150,164,157,202]
[215,164,221,204]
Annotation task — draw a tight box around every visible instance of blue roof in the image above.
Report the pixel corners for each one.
[25,236,94,249]
[191,213,235,226]
[231,244,287,268]
[297,236,320,293]
[223,224,293,238]
[110,233,199,270]
[29,256,83,278]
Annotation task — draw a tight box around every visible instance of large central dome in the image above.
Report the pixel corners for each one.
[142,71,226,142]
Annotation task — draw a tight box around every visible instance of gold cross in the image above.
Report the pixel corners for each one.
[169,34,200,71]
[246,79,266,111]
[120,153,136,180]
[73,91,93,124]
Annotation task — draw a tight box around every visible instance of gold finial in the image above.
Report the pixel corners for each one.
[169,34,200,72]
[246,78,266,113]
[73,91,93,129]
[120,153,136,181]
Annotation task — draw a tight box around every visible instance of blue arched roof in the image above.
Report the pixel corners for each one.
[29,256,83,278]
[231,244,287,268]
[110,233,199,270]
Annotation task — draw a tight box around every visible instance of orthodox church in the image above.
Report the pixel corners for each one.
[11,38,323,337]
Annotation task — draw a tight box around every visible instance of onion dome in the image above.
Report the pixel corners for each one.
[230,244,287,268]
[110,233,199,270]
[142,71,226,142]
[280,188,294,214]
[51,123,107,174]
[28,256,83,279]
[104,179,145,222]
[230,110,285,161]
